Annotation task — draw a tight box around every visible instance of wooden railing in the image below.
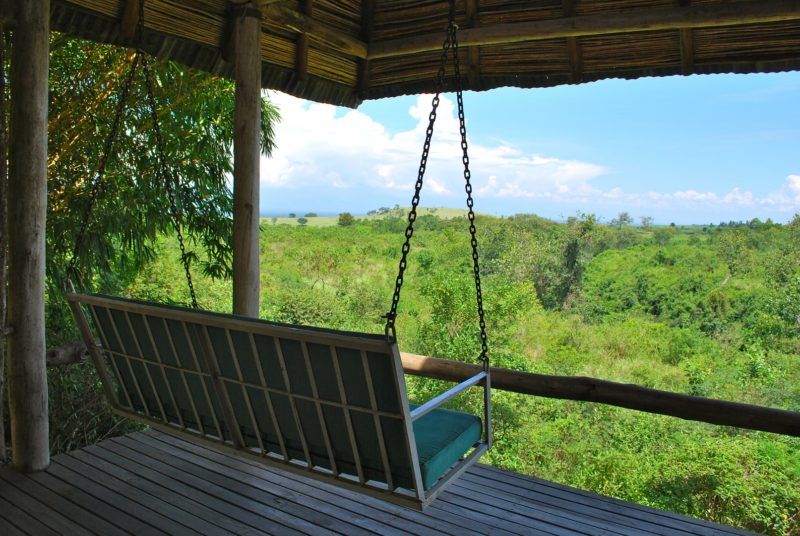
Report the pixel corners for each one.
[400,352,800,438]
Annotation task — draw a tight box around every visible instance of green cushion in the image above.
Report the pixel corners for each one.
[411,405,482,490]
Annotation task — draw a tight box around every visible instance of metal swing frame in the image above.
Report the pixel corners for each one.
[68,292,491,510]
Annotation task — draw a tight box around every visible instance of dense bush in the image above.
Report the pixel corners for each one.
[48,215,800,535]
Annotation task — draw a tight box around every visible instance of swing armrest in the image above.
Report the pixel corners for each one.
[410,371,488,422]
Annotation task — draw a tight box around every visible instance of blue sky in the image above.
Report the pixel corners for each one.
[260,72,800,224]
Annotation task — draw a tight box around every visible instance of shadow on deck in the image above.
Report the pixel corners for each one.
[0,429,752,535]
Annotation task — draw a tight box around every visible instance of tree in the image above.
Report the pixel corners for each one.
[640,216,654,228]
[48,37,280,288]
[304,212,318,218]
[338,212,354,226]
[716,229,749,275]
[297,217,308,226]
[610,212,633,229]
[653,227,676,246]
[288,213,296,218]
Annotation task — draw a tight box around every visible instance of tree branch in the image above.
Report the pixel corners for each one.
[46,341,90,367]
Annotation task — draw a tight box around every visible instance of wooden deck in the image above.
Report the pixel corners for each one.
[0,429,753,536]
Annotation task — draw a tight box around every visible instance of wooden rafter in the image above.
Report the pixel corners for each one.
[294,0,312,81]
[263,3,367,58]
[465,0,481,89]
[678,0,694,74]
[369,0,800,59]
[562,0,582,83]
[357,0,375,96]
[119,0,141,40]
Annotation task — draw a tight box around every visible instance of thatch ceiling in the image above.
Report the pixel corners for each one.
[49,0,800,108]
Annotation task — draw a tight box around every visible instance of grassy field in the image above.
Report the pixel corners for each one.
[51,209,800,535]
[263,207,470,227]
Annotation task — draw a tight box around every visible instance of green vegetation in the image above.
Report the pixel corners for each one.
[12,34,798,536]
[122,211,800,534]
[265,207,469,227]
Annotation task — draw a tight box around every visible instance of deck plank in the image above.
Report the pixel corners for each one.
[0,472,92,536]
[133,431,419,536]
[115,434,345,536]
[0,466,130,536]
[56,454,213,535]
[145,428,485,536]
[125,432,380,536]
[0,512,26,536]
[471,465,753,536]
[67,448,236,536]
[100,439,305,535]
[0,429,756,536]
[0,493,61,536]
[85,444,272,535]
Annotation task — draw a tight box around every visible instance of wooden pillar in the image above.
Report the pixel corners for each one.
[231,2,262,317]
[0,25,9,465]
[8,0,50,472]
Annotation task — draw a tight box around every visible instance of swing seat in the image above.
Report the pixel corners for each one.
[67,292,490,509]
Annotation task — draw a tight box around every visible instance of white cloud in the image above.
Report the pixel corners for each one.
[261,91,800,220]
[262,92,607,202]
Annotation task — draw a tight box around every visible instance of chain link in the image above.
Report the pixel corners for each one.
[383,15,452,340]
[384,0,489,369]
[450,19,489,370]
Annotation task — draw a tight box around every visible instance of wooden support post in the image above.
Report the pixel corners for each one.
[231,2,262,318]
[0,25,7,465]
[8,0,50,472]
[0,3,13,28]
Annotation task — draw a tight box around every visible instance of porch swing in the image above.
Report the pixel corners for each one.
[67,0,491,509]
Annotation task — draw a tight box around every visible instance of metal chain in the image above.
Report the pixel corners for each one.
[450,19,489,370]
[383,15,453,340]
[68,0,198,309]
[137,0,198,308]
[385,0,489,369]
[67,51,141,282]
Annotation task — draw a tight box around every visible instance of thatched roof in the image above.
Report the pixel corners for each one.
[50,0,800,108]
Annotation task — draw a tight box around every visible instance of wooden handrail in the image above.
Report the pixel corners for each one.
[400,352,800,438]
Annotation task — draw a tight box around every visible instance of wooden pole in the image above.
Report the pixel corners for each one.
[231,2,262,317]
[8,0,50,472]
[400,353,800,437]
[0,24,7,465]
[369,0,800,59]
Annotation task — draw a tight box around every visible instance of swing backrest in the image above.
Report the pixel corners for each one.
[68,292,433,502]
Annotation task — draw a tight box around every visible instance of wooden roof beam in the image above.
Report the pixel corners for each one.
[678,0,694,75]
[369,0,800,60]
[356,0,375,97]
[562,0,583,83]
[263,3,367,58]
[465,0,481,89]
[119,0,141,40]
[294,0,312,82]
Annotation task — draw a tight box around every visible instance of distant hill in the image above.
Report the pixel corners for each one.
[262,207,471,227]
